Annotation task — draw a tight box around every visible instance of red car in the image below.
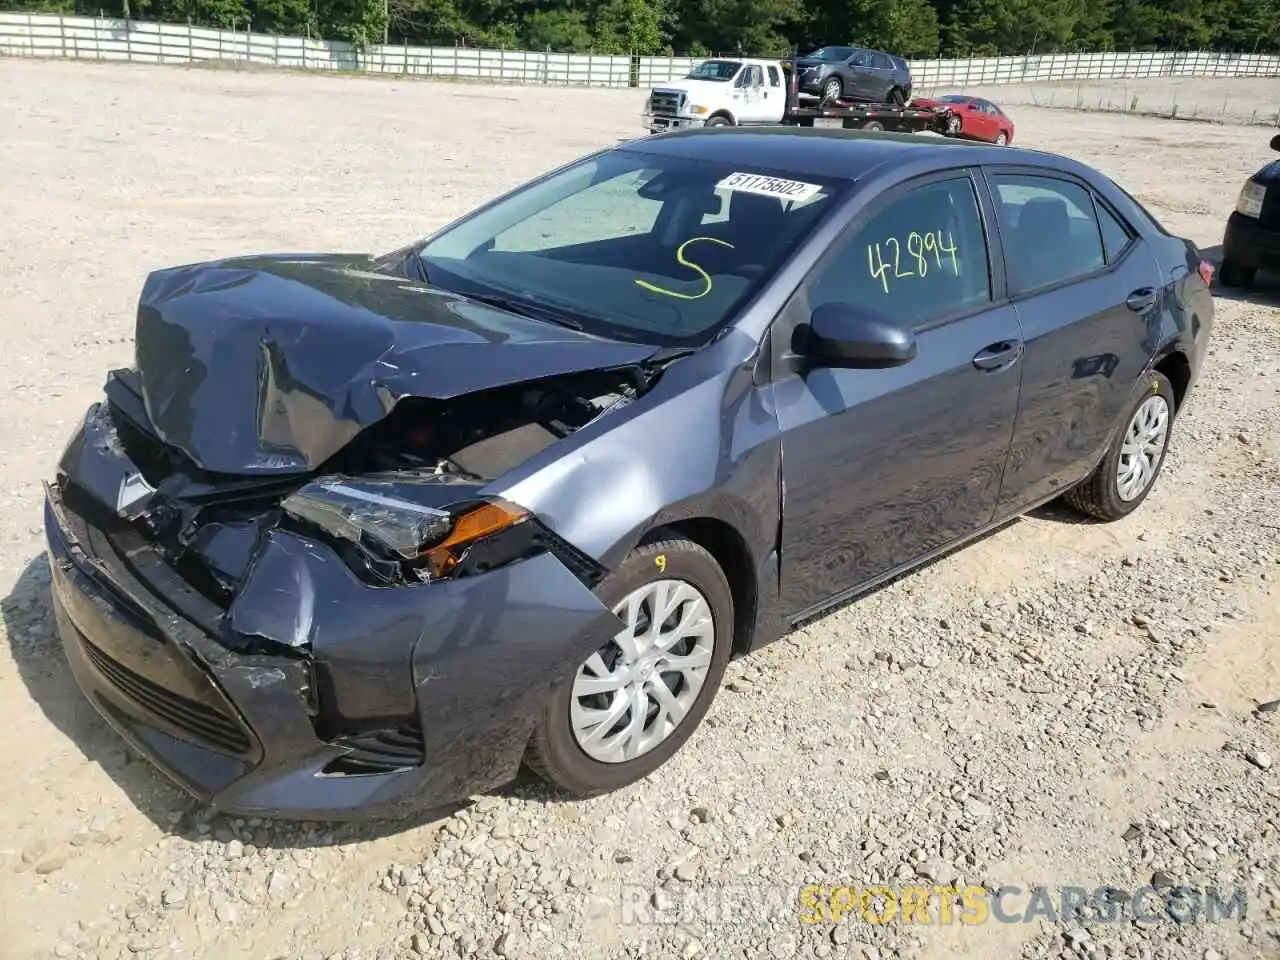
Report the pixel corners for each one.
[910,94,1015,145]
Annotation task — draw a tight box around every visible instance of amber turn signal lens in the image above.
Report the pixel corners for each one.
[421,500,529,577]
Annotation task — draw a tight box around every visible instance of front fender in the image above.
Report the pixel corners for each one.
[488,337,781,576]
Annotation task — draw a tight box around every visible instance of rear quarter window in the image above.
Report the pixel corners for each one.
[1094,199,1135,263]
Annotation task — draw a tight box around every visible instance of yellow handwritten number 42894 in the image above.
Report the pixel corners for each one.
[867,229,959,295]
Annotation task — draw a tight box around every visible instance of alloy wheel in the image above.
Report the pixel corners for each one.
[570,579,716,764]
[1116,394,1170,501]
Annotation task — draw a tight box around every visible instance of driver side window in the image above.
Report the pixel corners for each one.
[804,176,993,330]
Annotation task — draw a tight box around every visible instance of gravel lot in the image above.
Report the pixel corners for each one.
[1,59,1278,960]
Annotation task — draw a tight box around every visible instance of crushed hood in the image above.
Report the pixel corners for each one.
[128,253,657,476]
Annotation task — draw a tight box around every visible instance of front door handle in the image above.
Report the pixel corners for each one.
[972,340,1024,371]
[1125,288,1157,312]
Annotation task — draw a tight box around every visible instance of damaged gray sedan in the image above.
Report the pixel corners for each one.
[45,127,1213,819]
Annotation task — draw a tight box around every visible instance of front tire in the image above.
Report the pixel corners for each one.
[525,533,734,797]
[1063,371,1175,521]
[994,131,1009,145]
[821,77,843,103]
[1218,259,1255,288]
[705,115,732,128]
[888,87,906,107]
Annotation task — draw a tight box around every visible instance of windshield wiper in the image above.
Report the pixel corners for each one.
[462,290,585,331]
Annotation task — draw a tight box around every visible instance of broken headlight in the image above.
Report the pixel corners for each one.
[281,476,530,582]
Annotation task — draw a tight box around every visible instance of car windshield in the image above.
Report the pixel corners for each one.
[417,149,846,347]
[686,60,741,81]
[809,46,855,62]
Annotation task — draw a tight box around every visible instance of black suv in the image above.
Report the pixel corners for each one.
[792,45,913,105]
[1221,133,1280,288]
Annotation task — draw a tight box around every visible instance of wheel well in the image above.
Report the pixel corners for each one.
[1155,351,1191,412]
[644,518,757,657]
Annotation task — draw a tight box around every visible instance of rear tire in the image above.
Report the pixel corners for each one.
[525,533,734,798]
[821,77,843,103]
[1218,259,1255,288]
[1063,371,1175,522]
[861,120,885,132]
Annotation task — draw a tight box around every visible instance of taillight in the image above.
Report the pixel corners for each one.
[1198,261,1214,287]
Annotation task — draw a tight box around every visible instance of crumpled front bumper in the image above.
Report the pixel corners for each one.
[44,463,620,822]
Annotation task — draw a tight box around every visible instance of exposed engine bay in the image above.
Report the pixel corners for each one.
[333,370,639,480]
[83,367,646,606]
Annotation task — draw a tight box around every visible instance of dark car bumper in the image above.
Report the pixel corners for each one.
[796,69,827,94]
[45,470,620,821]
[1223,211,1280,271]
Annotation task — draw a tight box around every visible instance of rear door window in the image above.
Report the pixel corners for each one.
[767,66,782,87]
[990,174,1106,294]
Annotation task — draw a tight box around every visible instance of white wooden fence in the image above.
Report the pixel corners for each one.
[2,12,1279,90]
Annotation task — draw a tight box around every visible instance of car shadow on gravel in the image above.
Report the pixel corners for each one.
[1200,244,1280,308]
[3,554,463,847]
[2,496,1105,836]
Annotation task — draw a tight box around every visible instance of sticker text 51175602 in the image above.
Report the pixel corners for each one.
[867,229,960,295]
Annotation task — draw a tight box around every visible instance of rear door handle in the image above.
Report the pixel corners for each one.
[1125,288,1157,312]
[972,340,1024,372]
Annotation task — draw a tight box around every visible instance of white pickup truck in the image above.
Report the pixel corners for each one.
[642,58,791,133]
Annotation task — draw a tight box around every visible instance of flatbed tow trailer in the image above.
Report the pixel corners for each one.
[781,99,951,134]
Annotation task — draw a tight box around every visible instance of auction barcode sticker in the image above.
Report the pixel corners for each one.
[715,172,823,202]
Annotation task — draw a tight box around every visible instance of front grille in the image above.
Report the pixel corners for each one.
[324,722,425,775]
[650,91,682,117]
[1260,186,1280,230]
[80,632,252,756]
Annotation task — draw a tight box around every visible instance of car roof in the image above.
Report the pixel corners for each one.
[623,126,1051,182]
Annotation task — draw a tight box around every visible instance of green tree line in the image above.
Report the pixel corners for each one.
[9,0,1279,56]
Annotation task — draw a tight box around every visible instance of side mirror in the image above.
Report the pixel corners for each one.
[1271,133,1280,152]
[793,303,917,369]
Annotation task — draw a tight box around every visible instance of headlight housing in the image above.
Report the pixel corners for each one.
[1235,180,1266,219]
[281,475,530,583]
